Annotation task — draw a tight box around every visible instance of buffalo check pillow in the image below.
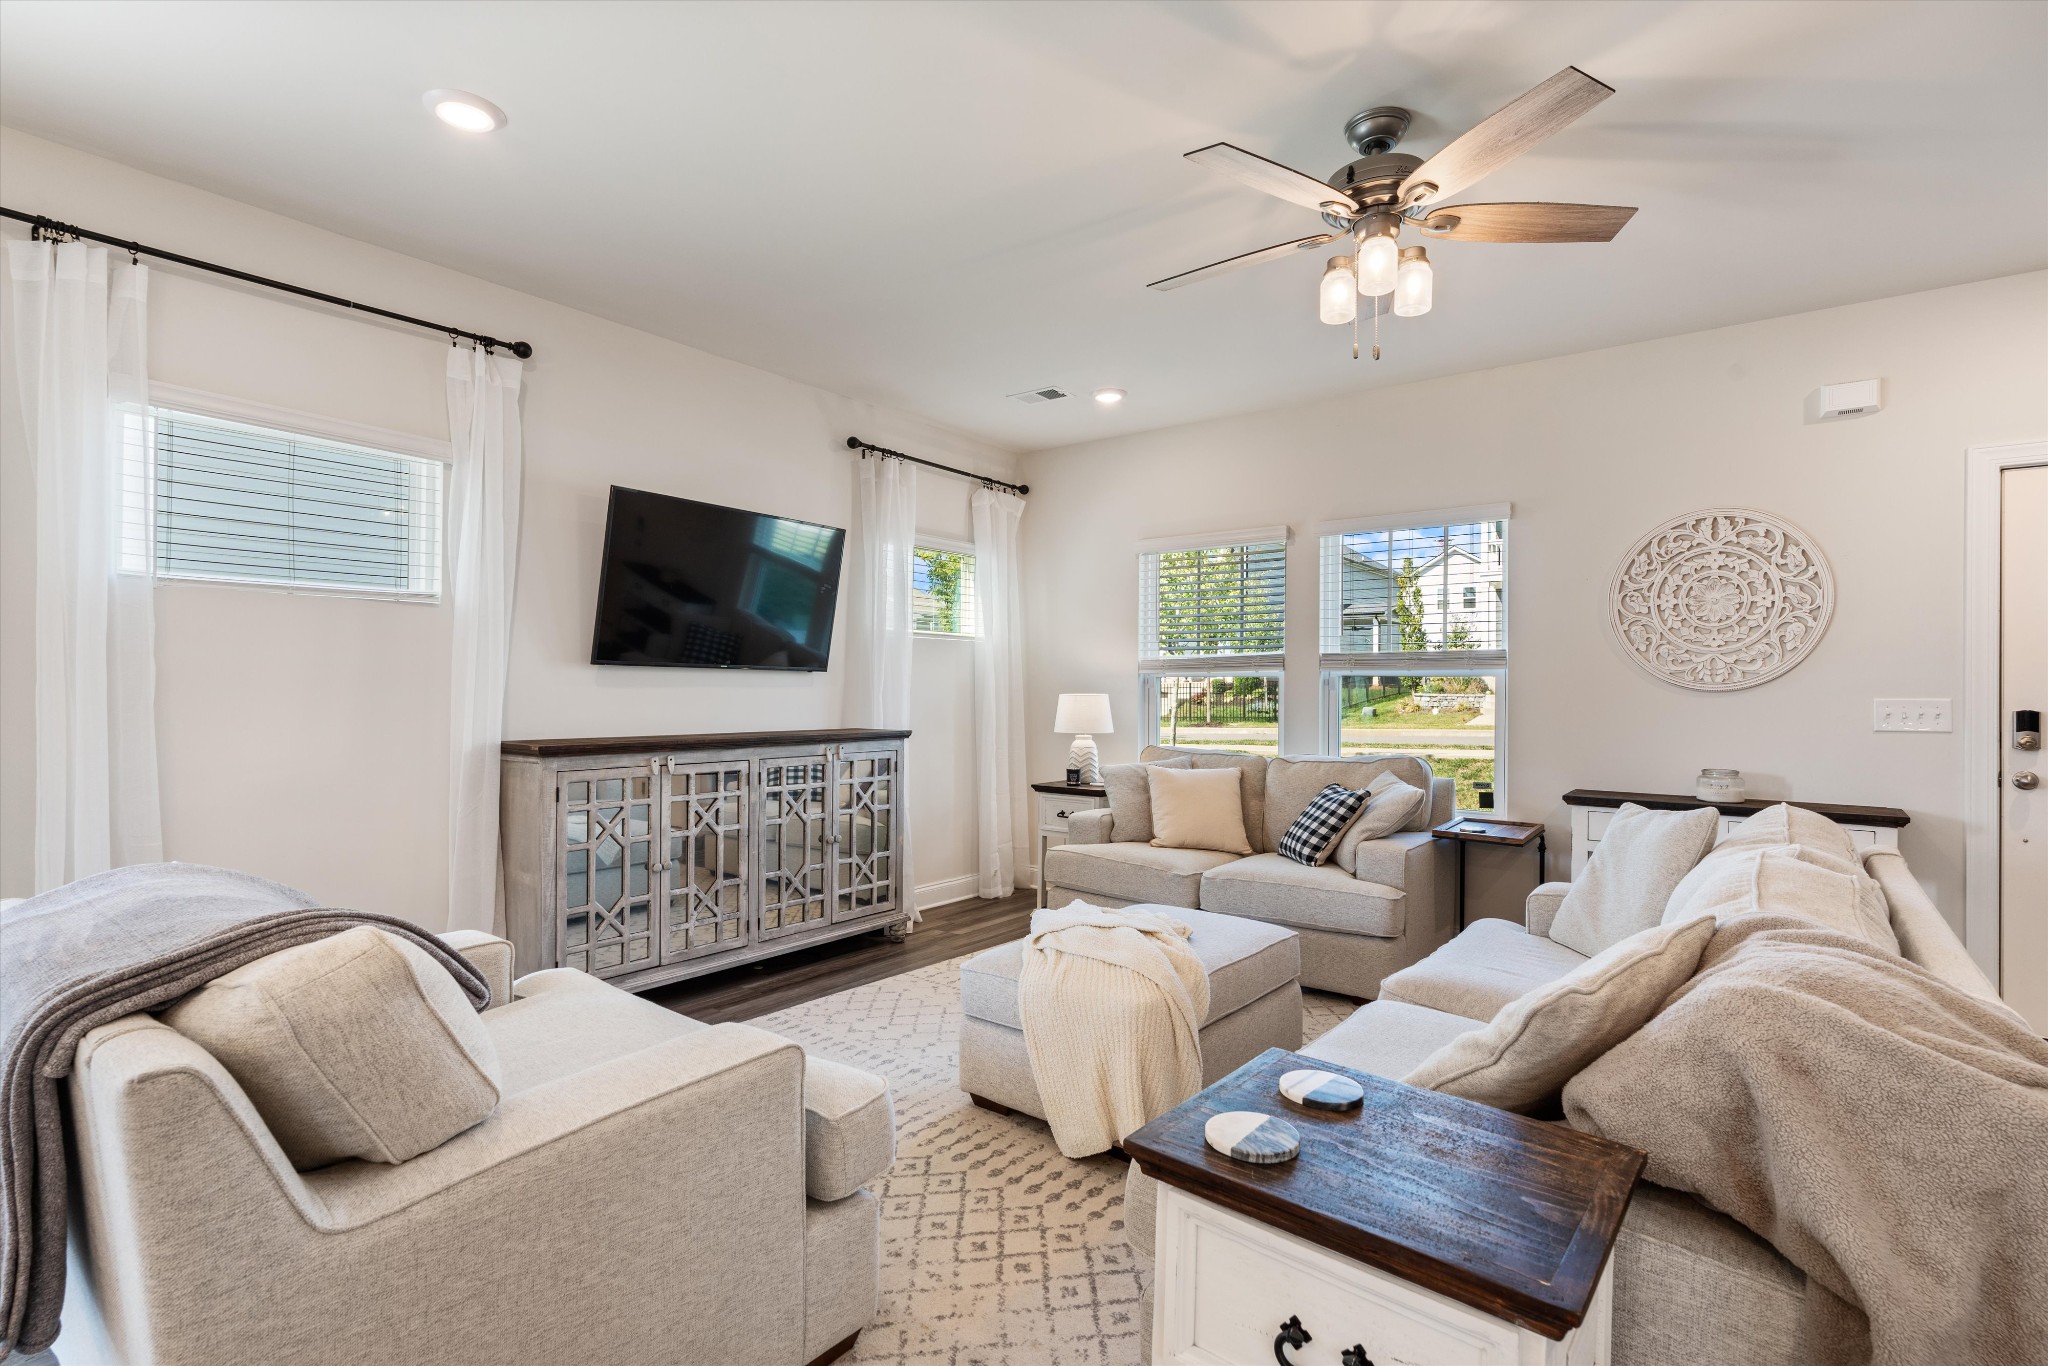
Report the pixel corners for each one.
[1278,783,1371,866]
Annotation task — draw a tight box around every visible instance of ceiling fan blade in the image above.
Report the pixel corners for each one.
[1415,202,1637,243]
[1185,143,1356,215]
[1399,67,1614,207]
[1146,234,1338,291]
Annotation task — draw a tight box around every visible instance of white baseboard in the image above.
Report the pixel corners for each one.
[914,869,1040,910]
[914,874,982,911]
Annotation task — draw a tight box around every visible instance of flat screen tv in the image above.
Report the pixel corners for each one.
[589,486,846,671]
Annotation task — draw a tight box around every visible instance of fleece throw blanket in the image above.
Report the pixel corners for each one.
[0,863,489,1359]
[1561,912,2048,1366]
[1017,903,1210,1158]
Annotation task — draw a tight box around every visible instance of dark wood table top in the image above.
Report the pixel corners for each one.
[1031,781,1108,797]
[1431,817,1544,846]
[1561,788,1909,827]
[502,728,911,758]
[1123,1047,1644,1341]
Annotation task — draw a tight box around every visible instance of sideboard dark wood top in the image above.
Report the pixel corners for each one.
[502,729,911,758]
[1122,1047,1645,1342]
[1562,788,1909,827]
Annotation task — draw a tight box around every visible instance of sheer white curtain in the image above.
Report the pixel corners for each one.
[971,487,1025,897]
[5,239,161,891]
[445,346,524,934]
[844,454,916,728]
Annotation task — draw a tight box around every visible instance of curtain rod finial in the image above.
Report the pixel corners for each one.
[845,436,864,450]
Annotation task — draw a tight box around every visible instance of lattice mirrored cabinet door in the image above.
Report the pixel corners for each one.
[759,754,832,939]
[832,746,899,922]
[556,769,656,977]
[664,760,751,962]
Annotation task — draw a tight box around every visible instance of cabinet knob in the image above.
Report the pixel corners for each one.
[1055,809,1070,819]
[1342,1347,1377,1366]
[1272,1315,1312,1365]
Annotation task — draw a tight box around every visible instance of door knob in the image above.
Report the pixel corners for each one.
[2013,772,2040,791]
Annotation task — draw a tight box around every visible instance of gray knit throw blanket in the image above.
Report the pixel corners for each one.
[0,863,489,1359]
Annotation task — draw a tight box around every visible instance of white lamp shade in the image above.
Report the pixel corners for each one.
[1053,692,1114,734]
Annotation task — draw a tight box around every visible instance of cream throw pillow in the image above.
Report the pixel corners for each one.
[1547,803,1720,956]
[1403,915,1717,1111]
[163,926,502,1169]
[1664,842,1899,952]
[1147,765,1254,855]
[1101,757,1192,843]
[1332,771,1428,873]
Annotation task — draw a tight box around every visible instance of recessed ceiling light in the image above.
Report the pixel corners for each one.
[1093,388,1126,405]
[424,89,507,133]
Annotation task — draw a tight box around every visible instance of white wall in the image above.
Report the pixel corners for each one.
[0,127,1012,927]
[1019,272,2048,928]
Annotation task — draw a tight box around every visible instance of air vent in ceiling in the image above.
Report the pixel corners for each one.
[1008,386,1069,405]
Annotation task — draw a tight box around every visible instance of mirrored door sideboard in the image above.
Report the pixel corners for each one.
[501,728,910,991]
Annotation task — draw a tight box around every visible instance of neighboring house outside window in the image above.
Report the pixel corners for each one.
[1318,509,1509,809]
[125,393,446,602]
[1137,527,1287,754]
[912,541,978,635]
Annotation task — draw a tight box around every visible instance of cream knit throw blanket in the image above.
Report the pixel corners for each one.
[1017,904,1210,1159]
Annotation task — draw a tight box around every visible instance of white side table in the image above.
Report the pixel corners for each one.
[1126,1048,1641,1366]
[1031,781,1106,907]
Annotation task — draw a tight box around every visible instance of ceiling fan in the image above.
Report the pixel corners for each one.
[1148,67,1636,357]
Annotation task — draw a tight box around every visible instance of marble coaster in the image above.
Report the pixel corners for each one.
[1278,1068,1366,1112]
[1204,1111,1301,1165]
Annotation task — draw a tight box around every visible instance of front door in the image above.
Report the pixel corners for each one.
[2000,464,2047,1033]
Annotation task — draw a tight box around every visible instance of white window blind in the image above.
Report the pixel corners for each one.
[1318,514,1506,671]
[911,544,978,635]
[1139,531,1287,671]
[140,408,444,600]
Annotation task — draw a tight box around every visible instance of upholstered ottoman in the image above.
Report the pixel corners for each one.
[957,905,1303,1122]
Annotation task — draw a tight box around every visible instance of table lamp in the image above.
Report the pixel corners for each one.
[1054,693,1114,785]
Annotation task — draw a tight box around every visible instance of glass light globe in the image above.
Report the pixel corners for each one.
[1358,232,1400,297]
[1394,246,1433,317]
[1319,255,1358,325]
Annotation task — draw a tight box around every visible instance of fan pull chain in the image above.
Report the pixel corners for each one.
[1372,292,1382,361]
[1352,300,1359,361]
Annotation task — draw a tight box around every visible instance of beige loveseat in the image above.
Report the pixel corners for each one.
[1126,846,1999,1366]
[1043,746,1456,998]
[66,930,893,1366]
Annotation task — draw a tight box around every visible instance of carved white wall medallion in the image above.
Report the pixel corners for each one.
[1610,508,1835,691]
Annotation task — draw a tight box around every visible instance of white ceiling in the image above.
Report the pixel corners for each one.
[3,1,2043,452]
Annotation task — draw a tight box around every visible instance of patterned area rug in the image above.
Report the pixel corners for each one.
[753,956,1357,1366]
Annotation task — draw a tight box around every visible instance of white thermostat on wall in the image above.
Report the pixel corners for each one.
[1808,379,1883,422]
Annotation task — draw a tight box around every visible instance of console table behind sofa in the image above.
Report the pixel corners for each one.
[502,729,910,991]
[1562,788,1909,879]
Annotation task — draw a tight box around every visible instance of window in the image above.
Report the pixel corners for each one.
[1319,507,1508,807]
[1138,526,1287,752]
[911,544,977,635]
[1148,672,1282,755]
[132,405,444,600]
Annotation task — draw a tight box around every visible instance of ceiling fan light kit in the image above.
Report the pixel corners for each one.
[1151,66,1636,360]
[1319,256,1357,326]
[1395,246,1433,318]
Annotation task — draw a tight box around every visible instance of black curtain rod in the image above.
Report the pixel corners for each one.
[1,206,534,359]
[845,436,1027,496]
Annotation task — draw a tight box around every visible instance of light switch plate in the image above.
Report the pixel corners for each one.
[1873,698,1952,732]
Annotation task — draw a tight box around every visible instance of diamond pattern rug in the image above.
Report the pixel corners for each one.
[753,955,1358,1365]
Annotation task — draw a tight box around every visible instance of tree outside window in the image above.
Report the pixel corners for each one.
[912,546,976,635]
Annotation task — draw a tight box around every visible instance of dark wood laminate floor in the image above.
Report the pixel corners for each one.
[644,890,1036,1024]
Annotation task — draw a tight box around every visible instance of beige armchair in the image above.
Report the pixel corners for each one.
[64,931,892,1366]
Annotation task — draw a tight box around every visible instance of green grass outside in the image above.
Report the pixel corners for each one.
[1342,707,1487,729]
